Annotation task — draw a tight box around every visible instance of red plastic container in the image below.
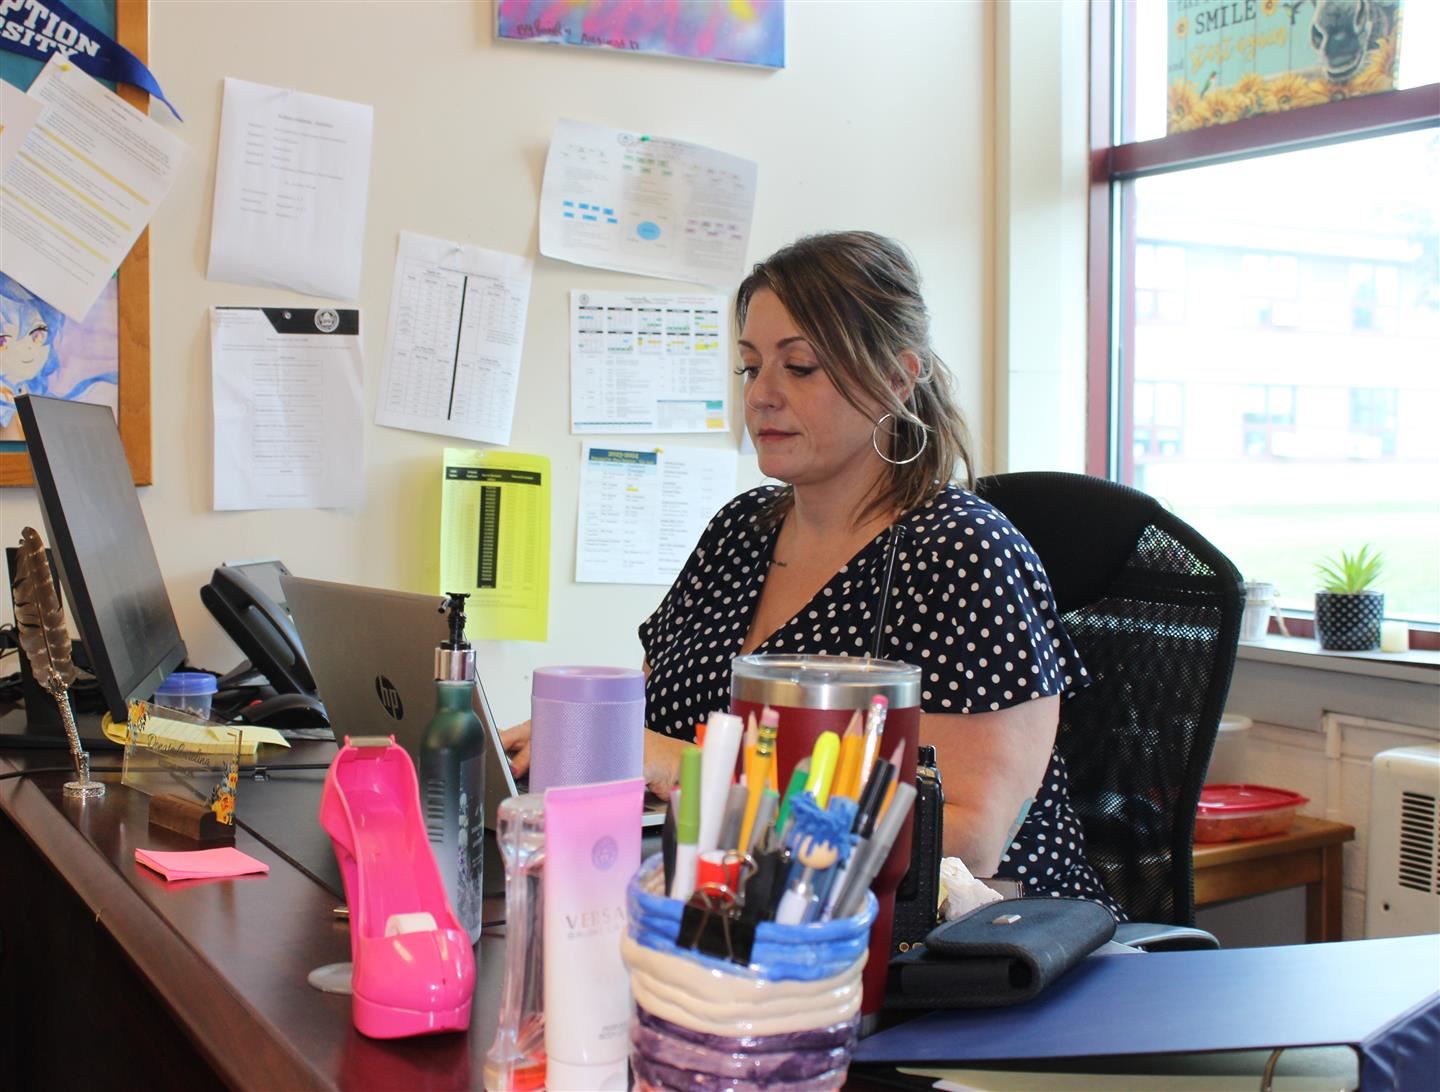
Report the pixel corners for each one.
[1195,784,1309,843]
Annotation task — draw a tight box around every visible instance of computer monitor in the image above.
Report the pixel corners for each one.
[16,394,187,726]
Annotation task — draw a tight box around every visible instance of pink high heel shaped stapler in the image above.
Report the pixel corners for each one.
[319,736,476,1038]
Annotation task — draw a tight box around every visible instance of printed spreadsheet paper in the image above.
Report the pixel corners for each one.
[439,447,551,642]
[570,290,728,434]
[376,230,533,445]
[539,118,757,286]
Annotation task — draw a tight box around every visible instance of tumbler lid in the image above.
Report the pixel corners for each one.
[730,653,921,710]
[532,665,645,702]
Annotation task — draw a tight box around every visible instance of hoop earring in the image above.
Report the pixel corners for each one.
[872,413,929,466]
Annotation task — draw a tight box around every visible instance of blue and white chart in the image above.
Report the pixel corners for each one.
[570,290,728,434]
[539,119,757,287]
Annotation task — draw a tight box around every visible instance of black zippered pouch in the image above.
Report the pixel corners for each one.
[885,897,1116,1009]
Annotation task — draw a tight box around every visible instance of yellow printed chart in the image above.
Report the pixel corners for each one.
[439,448,551,642]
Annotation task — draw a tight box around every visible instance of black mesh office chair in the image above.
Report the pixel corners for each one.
[976,472,1243,944]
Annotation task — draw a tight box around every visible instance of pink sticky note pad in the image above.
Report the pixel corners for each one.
[135,846,269,881]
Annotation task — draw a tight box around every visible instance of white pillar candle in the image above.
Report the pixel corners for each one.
[1379,621,1409,654]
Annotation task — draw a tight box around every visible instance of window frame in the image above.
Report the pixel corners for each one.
[1086,0,1440,646]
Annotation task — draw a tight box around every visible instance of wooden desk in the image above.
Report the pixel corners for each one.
[1192,816,1355,943]
[0,736,505,1090]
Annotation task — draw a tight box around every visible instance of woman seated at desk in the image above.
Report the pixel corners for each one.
[506,230,1120,914]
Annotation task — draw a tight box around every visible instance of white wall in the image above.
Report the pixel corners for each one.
[0,1,995,729]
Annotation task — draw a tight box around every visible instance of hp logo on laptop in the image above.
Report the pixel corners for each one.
[375,675,404,720]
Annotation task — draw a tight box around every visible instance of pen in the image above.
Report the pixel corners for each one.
[696,710,743,855]
[670,746,701,900]
[878,739,906,819]
[819,758,893,920]
[859,694,888,784]
[774,834,840,925]
[738,706,779,851]
[829,782,917,920]
[805,731,840,809]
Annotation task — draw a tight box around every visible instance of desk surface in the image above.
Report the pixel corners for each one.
[0,737,505,1090]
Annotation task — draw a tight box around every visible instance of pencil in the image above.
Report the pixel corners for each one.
[833,710,864,801]
[879,739,906,818]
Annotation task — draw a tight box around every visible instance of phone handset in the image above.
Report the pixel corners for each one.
[201,566,317,695]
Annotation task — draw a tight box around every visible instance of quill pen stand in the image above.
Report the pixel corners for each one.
[52,676,103,800]
[12,526,103,800]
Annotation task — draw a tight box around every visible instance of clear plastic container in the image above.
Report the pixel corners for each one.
[151,671,218,719]
[1195,784,1308,843]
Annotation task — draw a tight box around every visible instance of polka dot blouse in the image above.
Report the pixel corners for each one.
[638,484,1123,917]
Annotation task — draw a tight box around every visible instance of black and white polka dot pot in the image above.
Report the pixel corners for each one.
[1314,590,1384,651]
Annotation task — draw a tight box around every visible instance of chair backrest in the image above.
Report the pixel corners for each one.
[975,471,1243,924]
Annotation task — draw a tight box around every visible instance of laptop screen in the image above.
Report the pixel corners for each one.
[281,575,519,830]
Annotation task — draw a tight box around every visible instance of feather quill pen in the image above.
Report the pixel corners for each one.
[13,526,101,796]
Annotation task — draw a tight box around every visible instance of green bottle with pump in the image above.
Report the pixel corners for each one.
[421,593,485,945]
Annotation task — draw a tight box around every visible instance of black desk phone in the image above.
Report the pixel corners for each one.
[202,563,327,727]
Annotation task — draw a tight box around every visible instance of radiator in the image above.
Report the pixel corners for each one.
[1365,744,1440,939]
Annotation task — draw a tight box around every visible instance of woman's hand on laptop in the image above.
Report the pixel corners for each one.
[643,729,689,801]
[502,717,684,799]
[499,720,531,777]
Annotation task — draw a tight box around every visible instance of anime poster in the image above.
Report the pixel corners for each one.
[1167,0,1404,133]
[0,271,119,443]
[496,0,785,69]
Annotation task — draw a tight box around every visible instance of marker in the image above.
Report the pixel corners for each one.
[805,731,840,808]
[775,761,810,837]
[696,848,744,893]
[744,788,778,855]
[696,710,743,854]
[717,783,748,854]
[670,746,701,900]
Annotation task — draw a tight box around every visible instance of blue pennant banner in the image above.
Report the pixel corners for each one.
[0,0,181,119]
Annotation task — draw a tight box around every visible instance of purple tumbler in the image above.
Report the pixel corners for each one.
[528,666,646,795]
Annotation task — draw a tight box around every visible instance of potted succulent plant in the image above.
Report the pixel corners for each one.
[1313,546,1385,651]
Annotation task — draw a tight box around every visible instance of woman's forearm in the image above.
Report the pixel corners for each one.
[940,795,1025,878]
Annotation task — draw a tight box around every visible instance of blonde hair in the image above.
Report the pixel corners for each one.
[736,231,973,526]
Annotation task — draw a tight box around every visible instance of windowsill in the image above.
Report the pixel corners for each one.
[1236,633,1440,685]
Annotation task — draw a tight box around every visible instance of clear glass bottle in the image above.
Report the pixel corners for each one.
[484,794,547,1091]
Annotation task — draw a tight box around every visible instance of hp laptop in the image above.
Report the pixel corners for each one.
[282,575,665,832]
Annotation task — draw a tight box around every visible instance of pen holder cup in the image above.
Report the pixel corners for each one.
[732,653,921,1017]
[624,856,877,1092]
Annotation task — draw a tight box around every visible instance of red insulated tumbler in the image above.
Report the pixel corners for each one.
[730,653,921,1020]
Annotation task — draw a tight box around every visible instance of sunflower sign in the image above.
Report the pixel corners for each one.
[1167,0,1404,133]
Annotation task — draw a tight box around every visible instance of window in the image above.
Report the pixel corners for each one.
[1091,2,1440,628]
